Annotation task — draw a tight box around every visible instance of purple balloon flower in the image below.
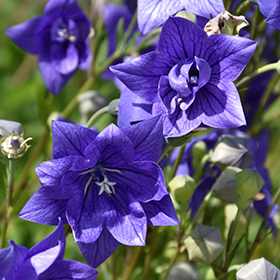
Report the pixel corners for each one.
[0,219,98,280]
[5,0,92,94]
[137,0,225,34]
[19,117,179,267]
[259,0,280,30]
[111,17,257,137]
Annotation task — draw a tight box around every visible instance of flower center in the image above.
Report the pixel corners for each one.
[51,18,77,43]
[79,165,121,196]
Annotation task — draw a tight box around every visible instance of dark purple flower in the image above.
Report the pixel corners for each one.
[111,17,257,137]
[19,117,179,268]
[259,0,280,30]
[0,219,98,280]
[5,0,92,94]
[137,0,225,34]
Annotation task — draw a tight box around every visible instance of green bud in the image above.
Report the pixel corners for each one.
[108,99,120,118]
[184,224,224,264]
[1,132,32,159]
[192,141,207,162]
[213,166,242,202]
[236,169,264,201]
[175,11,197,24]
[168,175,196,212]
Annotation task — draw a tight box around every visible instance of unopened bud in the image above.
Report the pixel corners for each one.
[1,132,32,159]
[211,134,254,170]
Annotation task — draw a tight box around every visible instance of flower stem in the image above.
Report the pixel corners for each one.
[235,61,280,89]
[223,209,243,272]
[122,246,144,280]
[0,159,16,248]
[86,105,109,128]
[246,187,280,262]
[169,144,186,181]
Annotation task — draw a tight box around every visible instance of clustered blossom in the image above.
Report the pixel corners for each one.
[137,0,225,34]
[111,17,257,138]
[19,117,179,267]
[5,0,92,94]
[0,219,98,280]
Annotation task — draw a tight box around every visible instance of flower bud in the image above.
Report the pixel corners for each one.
[213,166,242,202]
[184,224,224,264]
[168,175,196,213]
[0,120,22,138]
[1,132,32,159]
[236,258,280,280]
[167,262,200,280]
[175,10,197,24]
[192,141,207,162]
[204,11,249,36]
[211,134,254,170]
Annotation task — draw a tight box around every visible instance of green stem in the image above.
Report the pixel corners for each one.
[226,0,234,11]
[246,187,280,262]
[236,61,280,89]
[250,5,260,40]
[122,246,144,280]
[223,209,243,272]
[160,248,180,280]
[169,144,186,181]
[248,72,280,136]
[86,106,109,128]
[234,0,251,14]
[1,159,17,248]
[136,28,161,52]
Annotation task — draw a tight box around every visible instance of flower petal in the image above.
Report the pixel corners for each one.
[265,0,280,30]
[142,195,179,226]
[52,121,98,159]
[50,43,79,75]
[39,259,98,280]
[209,34,257,82]
[19,187,68,225]
[0,246,14,279]
[78,227,119,268]
[121,116,164,162]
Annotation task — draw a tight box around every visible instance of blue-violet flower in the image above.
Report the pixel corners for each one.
[111,17,257,138]
[19,117,179,267]
[5,0,92,94]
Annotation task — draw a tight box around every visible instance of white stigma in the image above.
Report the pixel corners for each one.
[96,175,116,196]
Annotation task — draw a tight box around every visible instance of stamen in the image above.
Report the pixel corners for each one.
[79,168,96,176]
[103,168,122,174]
[84,176,93,195]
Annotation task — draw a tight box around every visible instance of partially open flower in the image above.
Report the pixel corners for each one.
[1,131,32,159]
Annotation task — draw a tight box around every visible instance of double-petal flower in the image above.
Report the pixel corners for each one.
[111,17,257,138]
[19,117,179,267]
[5,0,92,94]
[0,219,98,280]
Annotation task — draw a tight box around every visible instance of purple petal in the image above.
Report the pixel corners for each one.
[137,0,225,34]
[258,0,275,18]
[35,156,92,199]
[28,218,65,258]
[266,0,280,29]
[197,81,246,128]
[85,124,134,167]
[19,187,68,225]
[5,241,29,280]
[109,161,163,202]
[30,244,61,275]
[106,191,147,246]
[66,187,106,243]
[50,43,79,75]
[0,247,14,279]
[141,195,179,226]
[121,116,164,162]
[38,50,73,94]
[110,52,171,103]
[209,34,257,82]
[5,16,48,55]
[195,56,211,89]
[52,121,98,159]
[117,86,153,128]
[44,0,81,15]
[78,227,119,268]
[39,259,98,280]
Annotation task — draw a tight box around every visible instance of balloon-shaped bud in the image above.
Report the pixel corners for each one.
[184,224,224,264]
[236,258,280,280]
[211,134,254,170]
[169,175,196,212]
[213,166,242,202]
[0,120,22,138]
[167,262,200,280]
